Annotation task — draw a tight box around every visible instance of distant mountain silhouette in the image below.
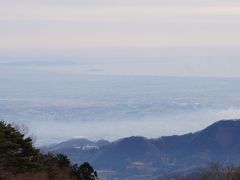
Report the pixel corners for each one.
[43,119,240,179]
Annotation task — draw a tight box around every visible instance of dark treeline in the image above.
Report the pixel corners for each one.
[0,121,98,180]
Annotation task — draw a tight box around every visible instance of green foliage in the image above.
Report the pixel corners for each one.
[79,162,98,180]
[0,121,98,180]
[0,121,40,173]
[56,153,71,167]
[72,162,98,180]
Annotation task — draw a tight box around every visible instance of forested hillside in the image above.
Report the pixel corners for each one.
[0,121,98,180]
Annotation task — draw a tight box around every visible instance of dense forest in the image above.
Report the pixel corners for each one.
[0,121,98,180]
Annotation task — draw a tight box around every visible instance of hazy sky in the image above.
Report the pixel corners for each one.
[1,0,240,144]
[1,0,240,77]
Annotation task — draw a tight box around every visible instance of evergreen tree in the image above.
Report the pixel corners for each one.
[0,121,98,180]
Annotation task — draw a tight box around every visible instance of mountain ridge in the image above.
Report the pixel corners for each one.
[43,119,240,179]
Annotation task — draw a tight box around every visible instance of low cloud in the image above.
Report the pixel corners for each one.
[216,108,240,120]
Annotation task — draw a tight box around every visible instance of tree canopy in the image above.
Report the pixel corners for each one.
[0,121,98,180]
